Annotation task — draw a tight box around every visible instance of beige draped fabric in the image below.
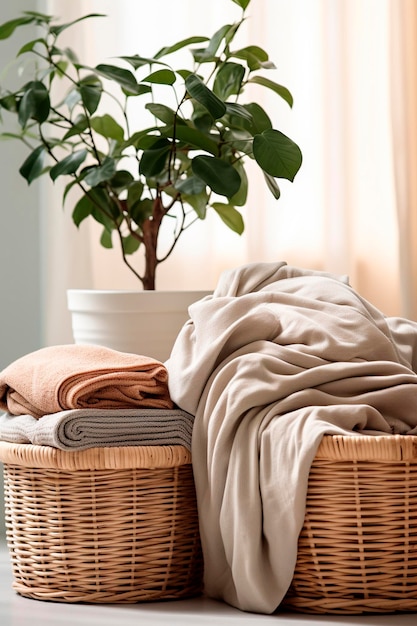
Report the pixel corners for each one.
[166,261,417,612]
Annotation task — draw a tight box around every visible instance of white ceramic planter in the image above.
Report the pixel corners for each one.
[67,290,211,362]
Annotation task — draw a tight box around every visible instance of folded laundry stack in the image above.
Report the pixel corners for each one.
[0,343,203,604]
[0,343,194,451]
[0,408,194,451]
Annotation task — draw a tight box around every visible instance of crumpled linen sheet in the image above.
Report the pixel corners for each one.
[166,261,417,614]
[0,344,173,418]
[0,407,194,451]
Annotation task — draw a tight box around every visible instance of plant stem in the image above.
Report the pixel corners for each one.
[141,193,168,290]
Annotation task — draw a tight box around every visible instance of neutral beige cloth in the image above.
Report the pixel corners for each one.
[0,344,173,418]
[166,261,417,614]
[0,408,194,450]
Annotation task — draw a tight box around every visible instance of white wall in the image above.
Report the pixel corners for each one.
[0,0,44,540]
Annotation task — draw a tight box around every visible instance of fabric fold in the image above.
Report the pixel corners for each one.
[166,261,417,614]
[0,344,173,418]
[0,408,194,451]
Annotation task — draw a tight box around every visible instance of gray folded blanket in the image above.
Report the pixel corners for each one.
[0,408,194,451]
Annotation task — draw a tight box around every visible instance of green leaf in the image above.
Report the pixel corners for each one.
[0,93,18,112]
[123,84,152,98]
[129,197,153,226]
[110,170,134,191]
[64,88,82,112]
[176,69,193,81]
[213,62,245,100]
[224,102,253,122]
[90,114,125,142]
[19,145,45,183]
[72,193,94,227]
[22,10,52,19]
[62,46,78,64]
[73,189,119,232]
[223,127,253,155]
[91,61,150,96]
[92,207,117,229]
[49,14,105,37]
[230,0,251,9]
[50,149,88,181]
[162,124,218,155]
[146,103,177,125]
[54,59,69,77]
[233,45,268,63]
[121,126,158,150]
[231,45,274,71]
[192,24,231,63]
[119,55,166,69]
[141,69,176,85]
[175,175,206,195]
[247,76,293,107]
[139,138,171,177]
[253,129,302,181]
[100,228,113,248]
[191,155,241,197]
[95,63,140,94]
[0,16,34,40]
[83,156,117,186]
[191,101,214,133]
[154,36,209,59]
[183,190,209,219]
[62,114,89,139]
[229,160,248,206]
[0,131,25,140]
[263,172,281,199]
[185,74,226,120]
[79,83,102,114]
[17,38,46,55]
[79,74,102,87]
[134,133,163,151]
[212,202,244,234]
[127,181,144,209]
[83,187,120,225]
[224,21,241,47]
[122,233,141,255]
[127,83,152,96]
[18,81,50,127]
[244,102,272,133]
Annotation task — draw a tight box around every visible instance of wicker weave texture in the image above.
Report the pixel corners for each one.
[2,445,203,603]
[0,441,192,470]
[283,435,417,615]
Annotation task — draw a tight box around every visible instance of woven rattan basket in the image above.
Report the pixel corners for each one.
[283,434,417,615]
[0,442,203,603]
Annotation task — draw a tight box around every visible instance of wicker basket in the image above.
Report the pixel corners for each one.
[0,442,203,603]
[283,434,417,615]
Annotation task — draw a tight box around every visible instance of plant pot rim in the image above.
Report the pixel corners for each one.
[67,289,213,314]
[67,289,212,295]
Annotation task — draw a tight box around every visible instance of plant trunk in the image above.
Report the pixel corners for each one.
[141,196,165,290]
[142,246,157,290]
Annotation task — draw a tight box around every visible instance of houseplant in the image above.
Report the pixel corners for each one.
[0,0,302,358]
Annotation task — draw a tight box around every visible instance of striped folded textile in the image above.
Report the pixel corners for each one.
[0,408,194,451]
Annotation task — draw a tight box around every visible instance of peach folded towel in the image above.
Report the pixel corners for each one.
[0,344,173,418]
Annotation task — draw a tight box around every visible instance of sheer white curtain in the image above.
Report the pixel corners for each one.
[43,0,410,344]
[390,0,417,321]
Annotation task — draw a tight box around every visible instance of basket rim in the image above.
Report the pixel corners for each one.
[0,441,191,470]
[315,434,417,462]
[1,434,417,469]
